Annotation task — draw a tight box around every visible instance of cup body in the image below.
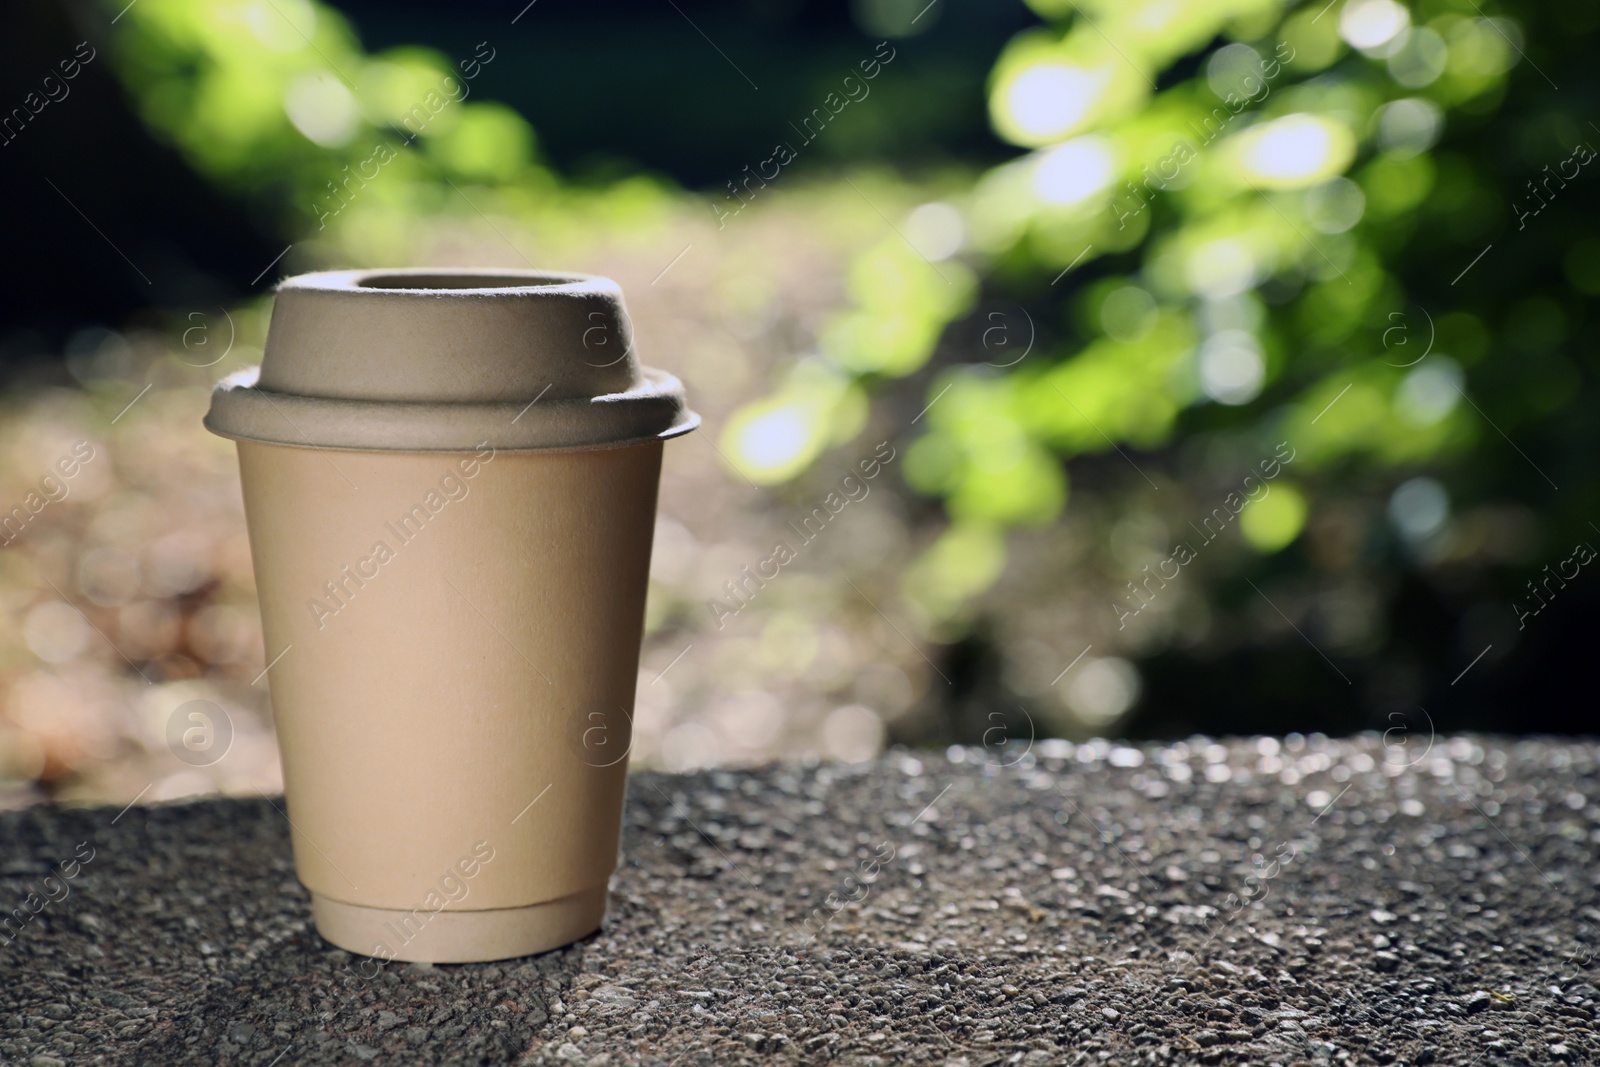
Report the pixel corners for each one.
[206,267,694,962]
[236,437,661,962]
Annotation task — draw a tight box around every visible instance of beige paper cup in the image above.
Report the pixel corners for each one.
[205,269,696,963]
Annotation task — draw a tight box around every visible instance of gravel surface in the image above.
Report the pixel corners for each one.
[2,734,1598,1065]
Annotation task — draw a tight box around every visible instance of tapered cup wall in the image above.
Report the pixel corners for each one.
[236,439,662,961]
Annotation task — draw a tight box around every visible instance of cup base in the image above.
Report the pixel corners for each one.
[311,887,608,963]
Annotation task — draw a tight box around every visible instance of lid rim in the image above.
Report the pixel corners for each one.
[204,365,698,453]
[205,415,700,456]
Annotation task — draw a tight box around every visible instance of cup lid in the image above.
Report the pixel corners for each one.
[204,268,699,453]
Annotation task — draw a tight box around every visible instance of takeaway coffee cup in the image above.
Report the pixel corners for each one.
[204,268,697,963]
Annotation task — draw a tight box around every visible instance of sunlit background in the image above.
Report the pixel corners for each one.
[1,0,1595,810]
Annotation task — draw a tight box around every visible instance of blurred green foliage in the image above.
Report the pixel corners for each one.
[106,0,680,268]
[716,0,1594,635]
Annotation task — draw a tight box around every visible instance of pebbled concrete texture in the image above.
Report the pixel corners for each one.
[1,734,1597,1065]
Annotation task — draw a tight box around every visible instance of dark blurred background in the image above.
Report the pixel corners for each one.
[0,0,1595,809]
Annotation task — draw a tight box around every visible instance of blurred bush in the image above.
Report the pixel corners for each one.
[722,0,1598,736]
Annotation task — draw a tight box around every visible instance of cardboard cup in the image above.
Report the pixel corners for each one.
[205,269,695,963]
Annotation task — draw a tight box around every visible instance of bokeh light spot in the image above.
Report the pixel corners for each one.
[1240,481,1308,552]
[1396,358,1463,425]
[1198,329,1266,405]
[283,70,358,147]
[1389,477,1449,541]
[1032,135,1115,207]
[1340,0,1410,54]
[24,602,92,664]
[905,202,966,261]
[1001,63,1106,143]
[1374,98,1443,158]
[1237,115,1353,188]
[1064,657,1141,729]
